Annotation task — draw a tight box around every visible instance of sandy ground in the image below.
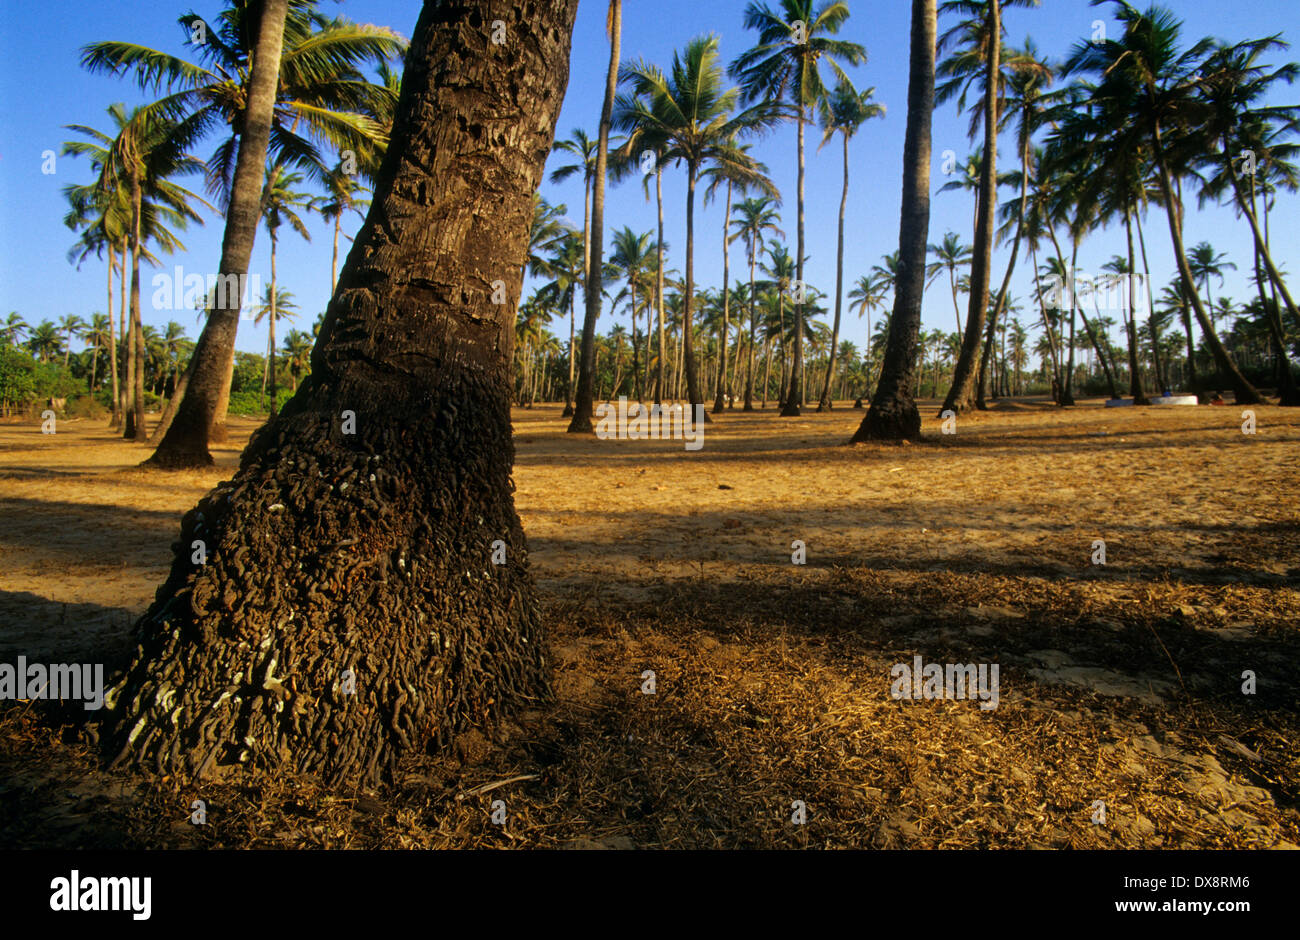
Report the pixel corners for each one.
[1,398,1298,849]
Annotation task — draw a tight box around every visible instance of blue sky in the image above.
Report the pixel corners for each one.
[1,0,1297,359]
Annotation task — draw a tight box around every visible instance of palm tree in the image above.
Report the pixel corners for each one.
[252,286,298,409]
[620,36,785,416]
[535,231,586,411]
[848,271,889,400]
[2,313,29,347]
[1062,0,1261,404]
[101,0,580,784]
[317,160,370,293]
[280,329,313,392]
[527,194,571,282]
[732,0,867,416]
[730,196,785,409]
[1187,242,1236,320]
[936,0,1043,416]
[549,128,600,417]
[259,163,313,415]
[762,243,798,402]
[703,139,779,412]
[84,314,113,392]
[1196,38,1300,403]
[608,227,656,402]
[27,321,62,364]
[927,232,972,335]
[63,103,208,440]
[816,78,885,410]
[58,315,87,369]
[853,0,935,441]
[569,0,623,434]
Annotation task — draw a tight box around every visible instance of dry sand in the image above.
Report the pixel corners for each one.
[1,399,1297,848]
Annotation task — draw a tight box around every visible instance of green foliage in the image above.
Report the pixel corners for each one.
[0,345,38,414]
[231,352,266,394]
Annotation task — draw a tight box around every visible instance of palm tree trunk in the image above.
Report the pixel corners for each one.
[654,162,666,404]
[149,354,193,444]
[125,165,147,441]
[744,248,757,410]
[781,110,807,417]
[978,135,1030,409]
[146,0,290,467]
[118,238,128,426]
[1147,117,1260,403]
[1122,212,1149,404]
[853,0,934,441]
[108,243,120,426]
[569,0,620,432]
[104,0,579,783]
[1135,212,1167,395]
[762,335,772,408]
[818,134,850,412]
[714,180,733,413]
[941,0,998,416]
[682,168,707,418]
[331,214,341,292]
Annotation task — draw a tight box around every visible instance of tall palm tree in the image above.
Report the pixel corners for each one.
[730,196,784,409]
[570,0,623,434]
[1062,0,1261,404]
[252,285,298,409]
[762,243,799,402]
[58,315,87,369]
[732,0,867,416]
[619,35,785,416]
[550,128,600,417]
[63,103,208,440]
[1187,242,1237,319]
[317,160,370,293]
[852,0,935,441]
[608,227,656,402]
[84,314,113,393]
[535,231,586,411]
[816,78,884,410]
[848,271,890,400]
[259,163,313,415]
[703,140,778,412]
[936,0,1042,415]
[927,232,972,334]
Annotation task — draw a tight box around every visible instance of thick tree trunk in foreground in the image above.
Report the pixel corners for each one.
[941,0,998,416]
[852,0,934,442]
[146,0,289,467]
[570,0,621,433]
[99,0,578,787]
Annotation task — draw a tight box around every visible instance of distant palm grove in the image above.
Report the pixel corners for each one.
[3,0,1298,434]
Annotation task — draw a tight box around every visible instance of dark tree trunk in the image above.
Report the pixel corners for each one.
[852,0,933,442]
[570,0,620,433]
[942,0,999,416]
[98,0,578,787]
[150,355,195,445]
[146,0,290,468]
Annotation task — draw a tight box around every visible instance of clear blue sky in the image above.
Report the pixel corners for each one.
[1,0,1296,358]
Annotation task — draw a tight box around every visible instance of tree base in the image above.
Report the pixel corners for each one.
[852,393,920,442]
[99,374,547,787]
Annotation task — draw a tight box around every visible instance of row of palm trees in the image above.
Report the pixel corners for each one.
[531,0,1298,435]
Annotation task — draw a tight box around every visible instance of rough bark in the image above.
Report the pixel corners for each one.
[97,0,578,787]
[146,0,290,467]
[852,0,933,442]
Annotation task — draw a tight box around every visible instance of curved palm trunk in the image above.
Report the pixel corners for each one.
[101,0,578,785]
[977,139,1029,409]
[147,0,289,467]
[781,111,807,417]
[818,134,850,412]
[570,0,620,433]
[1148,117,1260,404]
[331,214,341,292]
[853,0,934,441]
[1121,213,1149,404]
[1135,213,1167,395]
[941,0,998,416]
